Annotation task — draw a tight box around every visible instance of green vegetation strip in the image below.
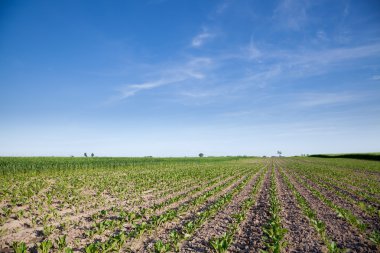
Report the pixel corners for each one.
[153,166,263,252]
[260,166,287,253]
[83,172,237,239]
[279,168,342,253]
[85,171,251,252]
[287,168,380,246]
[295,169,379,218]
[209,164,267,253]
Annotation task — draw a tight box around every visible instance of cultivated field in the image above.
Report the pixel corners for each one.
[0,157,379,252]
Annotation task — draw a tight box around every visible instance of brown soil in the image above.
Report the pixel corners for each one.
[292,159,380,197]
[228,167,271,252]
[0,174,230,252]
[312,174,380,208]
[179,167,264,252]
[296,172,380,232]
[274,167,325,253]
[131,173,249,252]
[282,167,377,252]
[70,174,237,251]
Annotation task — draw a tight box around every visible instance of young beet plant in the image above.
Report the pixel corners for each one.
[37,240,53,253]
[326,240,348,253]
[369,230,380,246]
[183,221,196,239]
[55,235,67,251]
[169,230,182,252]
[12,241,27,253]
[210,233,233,253]
[153,240,171,253]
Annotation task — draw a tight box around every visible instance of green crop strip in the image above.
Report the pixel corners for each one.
[91,171,252,252]
[2,157,256,252]
[151,166,261,252]
[209,164,267,253]
[260,166,287,253]
[286,159,380,206]
[295,169,380,218]
[3,157,376,252]
[279,167,344,253]
[83,172,235,238]
[288,168,380,247]
[85,172,243,236]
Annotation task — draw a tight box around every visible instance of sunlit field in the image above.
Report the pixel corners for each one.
[1,157,379,252]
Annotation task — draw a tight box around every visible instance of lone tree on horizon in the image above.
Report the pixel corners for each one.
[91,153,94,157]
[84,153,87,157]
[277,151,282,157]
[199,153,204,157]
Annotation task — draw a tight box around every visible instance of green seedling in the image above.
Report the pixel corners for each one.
[153,240,171,253]
[183,221,196,238]
[12,241,27,253]
[38,240,53,253]
[169,230,182,251]
[210,233,232,253]
[327,241,345,253]
[232,213,245,223]
[369,230,380,245]
[85,243,99,253]
[64,248,73,253]
[55,235,67,250]
[43,225,54,237]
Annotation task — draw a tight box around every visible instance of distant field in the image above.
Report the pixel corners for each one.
[309,152,380,161]
[0,157,379,252]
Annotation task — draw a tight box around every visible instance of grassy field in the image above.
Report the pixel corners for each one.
[309,153,380,161]
[0,157,379,252]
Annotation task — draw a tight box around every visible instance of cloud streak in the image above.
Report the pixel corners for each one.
[110,40,380,105]
[233,42,380,88]
[118,78,183,98]
[273,0,310,30]
[107,57,213,103]
[191,28,215,48]
[296,92,360,107]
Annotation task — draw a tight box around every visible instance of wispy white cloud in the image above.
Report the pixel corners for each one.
[343,1,350,18]
[273,0,310,30]
[107,32,380,105]
[180,91,217,98]
[216,0,231,14]
[233,42,380,88]
[177,84,233,103]
[296,92,360,107]
[243,65,282,88]
[107,57,213,103]
[191,28,215,48]
[118,78,183,98]
[246,37,262,60]
[295,43,380,65]
[316,30,328,42]
[371,75,380,81]
[221,110,255,117]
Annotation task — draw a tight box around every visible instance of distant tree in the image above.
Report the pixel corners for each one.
[199,153,204,157]
[91,153,94,157]
[84,153,87,157]
[277,151,282,157]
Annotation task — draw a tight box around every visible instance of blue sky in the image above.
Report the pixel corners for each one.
[1,0,380,157]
